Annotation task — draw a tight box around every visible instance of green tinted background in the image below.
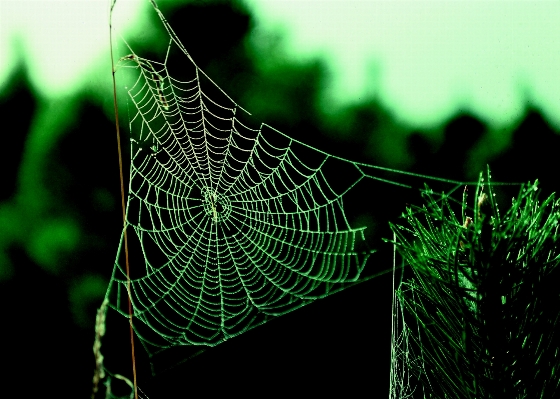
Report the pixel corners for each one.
[0,0,559,397]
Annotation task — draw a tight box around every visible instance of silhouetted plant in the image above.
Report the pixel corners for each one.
[389,170,560,398]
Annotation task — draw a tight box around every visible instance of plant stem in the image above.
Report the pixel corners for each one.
[109,1,138,399]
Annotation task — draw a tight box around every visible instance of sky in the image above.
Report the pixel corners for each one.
[0,0,559,130]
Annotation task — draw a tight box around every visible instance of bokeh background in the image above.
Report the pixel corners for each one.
[0,0,559,397]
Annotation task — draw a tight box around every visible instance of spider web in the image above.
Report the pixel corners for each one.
[104,0,497,374]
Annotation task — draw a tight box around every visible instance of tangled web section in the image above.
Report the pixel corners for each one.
[105,0,515,374]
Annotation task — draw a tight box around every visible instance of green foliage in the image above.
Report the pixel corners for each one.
[390,172,560,398]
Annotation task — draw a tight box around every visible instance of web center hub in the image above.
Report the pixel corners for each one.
[202,187,232,224]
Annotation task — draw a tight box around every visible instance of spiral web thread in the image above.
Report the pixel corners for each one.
[105,0,505,371]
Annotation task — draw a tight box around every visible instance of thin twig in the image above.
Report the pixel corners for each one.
[109,1,138,399]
